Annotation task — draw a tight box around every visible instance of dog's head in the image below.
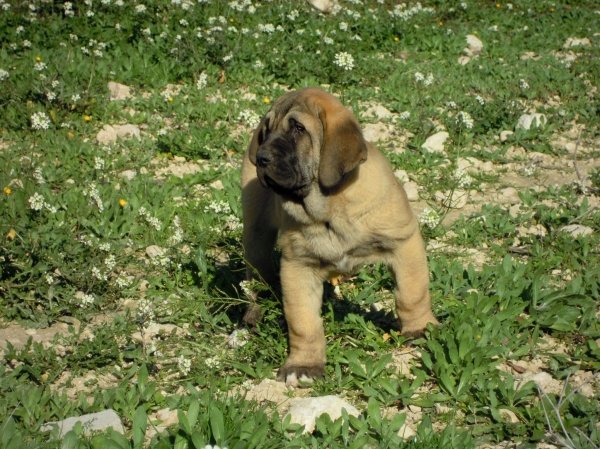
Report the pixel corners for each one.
[247,88,368,198]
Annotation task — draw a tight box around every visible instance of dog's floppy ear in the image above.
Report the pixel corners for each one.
[318,108,368,189]
[248,114,270,166]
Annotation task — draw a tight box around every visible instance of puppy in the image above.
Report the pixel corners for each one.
[241,87,438,387]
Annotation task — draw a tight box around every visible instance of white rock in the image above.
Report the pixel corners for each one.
[306,0,334,13]
[121,170,136,180]
[96,124,141,144]
[498,187,520,204]
[115,124,141,140]
[41,410,124,438]
[146,245,166,259]
[285,396,360,434]
[394,169,409,183]
[465,34,483,55]
[397,423,417,440]
[435,404,453,415]
[516,114,547,131]
[563,37,591,48]
[499,408,519,423]
[107,82,132,101]
[500,130,514,142]
[362,122,392,142]
[435,190,468,209]
[228,328,249,348]
[403,181,419,202]
[458,56,471,65]
[210,179,224,190]
[559,224,593,237]
[520,372,562,395]
[245,379,289,404]
[421,131,449,153]
[364,104,394,121]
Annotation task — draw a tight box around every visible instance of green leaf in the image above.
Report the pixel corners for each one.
[132,406,147,449]
[366,397,382,429]
[61,430,80,449]
[138,364,148,394]
[209,404,225,444]
[187,401,199,428]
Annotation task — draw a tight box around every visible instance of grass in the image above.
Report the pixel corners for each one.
[1,0,600,447]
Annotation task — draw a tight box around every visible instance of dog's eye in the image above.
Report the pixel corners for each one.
[293,121,305,133]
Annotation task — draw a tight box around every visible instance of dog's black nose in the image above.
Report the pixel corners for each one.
[256,150,273,168]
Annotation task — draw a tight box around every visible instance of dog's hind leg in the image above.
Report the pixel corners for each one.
[241,158,279,326]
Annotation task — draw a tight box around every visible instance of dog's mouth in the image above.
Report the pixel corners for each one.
[261,172,309,199]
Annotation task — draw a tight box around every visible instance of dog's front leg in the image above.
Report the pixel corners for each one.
[390,226,439,339]
[276,256,326,387]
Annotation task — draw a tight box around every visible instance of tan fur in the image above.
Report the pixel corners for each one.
[241,88,438,387]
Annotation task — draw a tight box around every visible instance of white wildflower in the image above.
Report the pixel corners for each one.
[254,60,264,69]
[137,299,155,325]
[80,293,95,308]
[414,72,425,82]
[31,112,51,130]
[29,192,45,210]
[94,157,105,170]
[33,167,45,184]
[454,169,473,188]
[237,110,261,128]
[424,73,434,86]
[519,79,530,89]
[46,274,54,284]
[0,69,9,81]
[339,21,348,31]
[399,111,411,120]
[92,266,107,281]
[135,4,146,13]
[115,272,132,288]
[34,62,47,71]
[419,208,440,229]
[334,52,354,71]
[457,111,474,129]
[104,254,116,271]
[205,356,220,369]
[475,95,485,105]
[178,355,192,375]
[287,9,299,21]
[71,94,81,102]
[239,280,252,297]
[180,19,188,26]
[323,36,334,45]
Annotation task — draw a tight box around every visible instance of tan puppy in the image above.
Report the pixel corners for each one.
[241,87,438,387]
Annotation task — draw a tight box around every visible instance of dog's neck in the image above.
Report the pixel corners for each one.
[280,182,331,225]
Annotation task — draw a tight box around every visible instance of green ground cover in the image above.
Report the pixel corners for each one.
[1,0,599,447]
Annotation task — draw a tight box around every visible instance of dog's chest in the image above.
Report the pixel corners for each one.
[297,220,392,274]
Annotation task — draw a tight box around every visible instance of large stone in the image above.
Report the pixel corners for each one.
[107,82,132,101]
[245,379,289,404]
[362,122,392,142]
[306,0,334,13]
[421,131,449,153]
[397,423,417,440]
[394,169,408,183]
[465,34,483,56]
[500,130,514,142]
[559,224,593,237]
[519,372,562,395]
[403,181,419,202]
[516,114,547,131]
[285,396,360,434]
[563,37,591,48]
[41,410,124,438]
[435,190,468,209]
[363,104,394,121]
[96,124,141,144]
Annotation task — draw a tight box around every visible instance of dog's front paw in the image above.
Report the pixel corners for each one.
[276,363,325,388]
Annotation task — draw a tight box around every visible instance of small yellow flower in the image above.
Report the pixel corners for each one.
[83,115,91,121]
[119,199,127,207]
[229,18,234,22]
[4,187,11,195]
[496,3,501,7]
[474,30,478,34]
[36,56,41,61]
[41,373,48,381]
[477,335,482,339]
[439,21,443,26]
[263,97,270,104]
[394,36,399,41]
[168,97,173,102]
[550,7,555,11]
